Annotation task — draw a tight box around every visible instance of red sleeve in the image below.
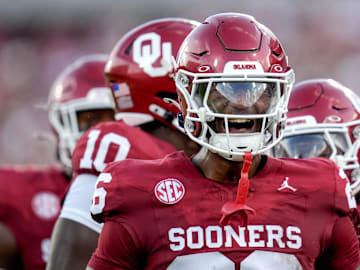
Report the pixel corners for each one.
[87,220,145,270]
[90,158,156,224]
[331,163,360,246]
[333,164,357,214]
[315,216,360,270]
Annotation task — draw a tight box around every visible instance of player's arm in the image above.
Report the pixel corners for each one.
[46,174,102,270]
[0,222,17,269]
[87,169,144,270]
[46,218,98,270]
[316,216,360,270]
[47,125,133,270]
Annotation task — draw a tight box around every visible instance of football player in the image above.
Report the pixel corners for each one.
[87,13,360,270]
[272,78,360,246]
[272,79,360,196]
[45,18,200,270]
[0,54,116,269]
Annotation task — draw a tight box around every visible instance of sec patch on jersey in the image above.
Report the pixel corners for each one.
[154,178,185,205]
[32,191,61,220]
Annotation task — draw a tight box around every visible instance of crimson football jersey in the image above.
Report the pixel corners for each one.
[71,120,177,178]
[88,152,359,270]
[0,166,68,270]
[60,120,177,233]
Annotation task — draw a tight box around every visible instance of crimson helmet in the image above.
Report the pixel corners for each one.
[175,13,295,161]
[105,18,199,129]
[273,79,360,194]
[48,54,116,168]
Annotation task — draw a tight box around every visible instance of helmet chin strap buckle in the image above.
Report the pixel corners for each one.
[220,151,256,226]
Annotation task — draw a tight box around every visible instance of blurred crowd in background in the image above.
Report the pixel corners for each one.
[0,0,359,165]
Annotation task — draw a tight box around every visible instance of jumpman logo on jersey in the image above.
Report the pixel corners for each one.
[278,177,297,192]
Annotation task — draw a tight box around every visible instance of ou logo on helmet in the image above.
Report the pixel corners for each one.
[133,32,172,77]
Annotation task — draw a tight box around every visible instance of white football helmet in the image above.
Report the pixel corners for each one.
[175,13,295,161]
[48,54,115,169]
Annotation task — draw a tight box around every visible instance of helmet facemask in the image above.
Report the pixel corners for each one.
[275,117,360,194]
[176,68,295,161]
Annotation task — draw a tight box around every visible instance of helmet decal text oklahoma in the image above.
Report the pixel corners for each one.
[133,32,172,77]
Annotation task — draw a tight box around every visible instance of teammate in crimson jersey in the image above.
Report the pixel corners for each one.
[272,78,360,243]
[273,79,360,197]
[87,13,360,270]
[0,166,68,270]
[46,18,200,270]
[0,54,116,270]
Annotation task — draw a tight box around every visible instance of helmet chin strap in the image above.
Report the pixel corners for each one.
[219,151,256,226]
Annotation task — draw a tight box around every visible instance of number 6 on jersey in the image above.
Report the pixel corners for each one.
[91,173,112,214]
